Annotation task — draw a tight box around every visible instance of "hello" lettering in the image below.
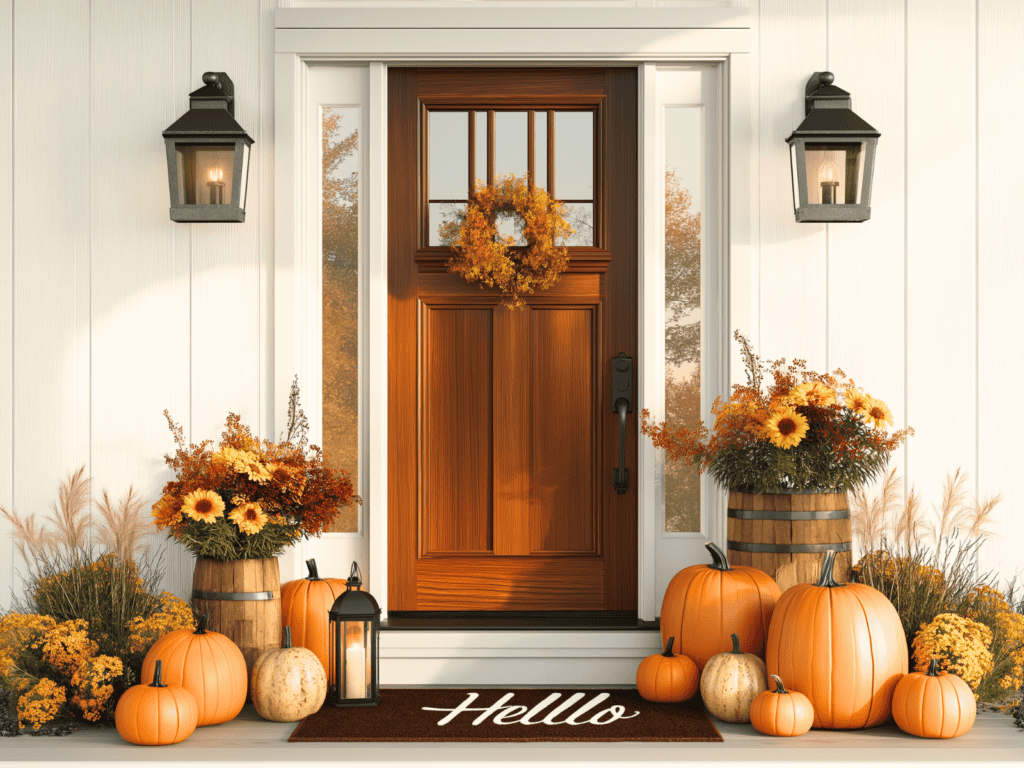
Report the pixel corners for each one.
[422,692,641,727]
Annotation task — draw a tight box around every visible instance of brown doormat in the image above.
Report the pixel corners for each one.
[289,688,723,743]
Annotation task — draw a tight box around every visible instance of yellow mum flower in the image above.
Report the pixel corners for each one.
[912,613,994,695]
[150,494,182,529]
[18,678,66,731]
[182,489,225,524]
[229,501,269,536]
[863,397,894,429]
[70,655,123,722]
[41,619,98,677]
[763,408,810,449]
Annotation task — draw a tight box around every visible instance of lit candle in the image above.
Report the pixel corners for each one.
[345,640,366,699]
[820,154,839,205]
[207,166,225,204]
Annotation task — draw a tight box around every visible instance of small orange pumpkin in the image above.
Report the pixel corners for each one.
[892,658,977,738]
[766,549,907,729]
[115,660,198,746]
[660,542,781,670]
[636,637,699,703]
[141,612,247,726]
[750,674,815,737]
[280,559,351,681]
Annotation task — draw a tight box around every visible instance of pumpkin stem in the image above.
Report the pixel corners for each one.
[770,674,788,694]
[814,550,844,588]
[283,626,293,649]
[705,541,733,572]
[195,611,209,635]
[306,559,321,581]
[927,658,940,676]
[150,660,168,688]
[663,637,676,657]
[729,633,742,654]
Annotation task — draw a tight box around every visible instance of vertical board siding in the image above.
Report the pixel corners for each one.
[905,0,978,536]
[0,0,12,601]
[189,0,263,443]
[978,0,1024,581]
[757,0,828,370]
[12,0,91,585]
[826,0,907,520]
[89,0,190,594]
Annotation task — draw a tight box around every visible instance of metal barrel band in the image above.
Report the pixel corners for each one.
[191,589,280,601]
[727,540,851,554]
[727,507,850,521]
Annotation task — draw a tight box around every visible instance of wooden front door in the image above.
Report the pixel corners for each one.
[388,68,637,613]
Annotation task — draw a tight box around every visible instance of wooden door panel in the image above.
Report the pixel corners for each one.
[530,307,598,555]
[420,306,493,556]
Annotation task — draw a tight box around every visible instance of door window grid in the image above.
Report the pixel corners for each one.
[426,109,595,247]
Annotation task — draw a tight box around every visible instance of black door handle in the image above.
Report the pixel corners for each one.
[611,353,632,495]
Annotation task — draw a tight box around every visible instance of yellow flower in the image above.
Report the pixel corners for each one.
[70,655,123,722]
[844,386,871,416]
[181,489,225,524]
[912,613,994,695]
[790,381,835,407]
[126,592,195,654]
[213,446,273,483]
[763,408,810,449]
[863,397,894,429]
[229,501,269,536]
[18,678,66,731]
[40,619,98,677]
[151,494,182,529]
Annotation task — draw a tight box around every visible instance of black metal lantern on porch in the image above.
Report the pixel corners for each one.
[786,72,879,223]
[328,562,381,707]
[163,72,253,223]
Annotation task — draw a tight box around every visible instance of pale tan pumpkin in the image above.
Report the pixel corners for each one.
[250,626,328,722]
[700,633,768,723]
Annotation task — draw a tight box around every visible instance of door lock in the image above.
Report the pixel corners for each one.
[611,353,633,495]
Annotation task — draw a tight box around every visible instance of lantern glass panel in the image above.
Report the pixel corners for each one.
[174,144,235,205]
[341,620,370,700]
[803,142,865,205]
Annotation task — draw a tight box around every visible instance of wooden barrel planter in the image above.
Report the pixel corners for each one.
[726,491,851,590]
[192,557,283,679]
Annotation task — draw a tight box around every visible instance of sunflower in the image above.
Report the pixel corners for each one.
[151,495,182,528]
[229,501,268,536]
[763,408,810,449]
[844,386,871,416]
[181,489,225,524]
[791,381,835,407]
[864,397,894,429]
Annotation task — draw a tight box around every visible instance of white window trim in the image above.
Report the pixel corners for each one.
[274,7,755,623]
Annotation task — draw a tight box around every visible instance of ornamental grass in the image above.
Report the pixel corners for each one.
[153,378,360,561]
[850,468,1024,708]
[641,331,913,493]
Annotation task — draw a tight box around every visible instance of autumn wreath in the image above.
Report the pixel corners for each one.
[438,173,575,308]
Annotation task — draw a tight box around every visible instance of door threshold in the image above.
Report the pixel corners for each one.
[383,611,659,631]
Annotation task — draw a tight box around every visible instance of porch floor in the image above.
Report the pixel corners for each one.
[3,695,1021,765]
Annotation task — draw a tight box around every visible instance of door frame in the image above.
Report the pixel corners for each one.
[273,6,756,622]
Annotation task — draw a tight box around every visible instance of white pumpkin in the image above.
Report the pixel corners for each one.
[699,632,768,723]
[250,626,328,722]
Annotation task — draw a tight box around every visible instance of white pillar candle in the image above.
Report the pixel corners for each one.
[345,642,366,699]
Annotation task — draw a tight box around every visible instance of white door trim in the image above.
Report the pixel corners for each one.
[273,7,754,629]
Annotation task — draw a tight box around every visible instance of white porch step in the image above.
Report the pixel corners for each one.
[380,629,662,686]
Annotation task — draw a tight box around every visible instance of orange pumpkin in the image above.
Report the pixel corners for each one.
[115,660,198,746]
[636,637,699,703]
[281,559,351,681]
[892,658,977,738]
[750,674,815,737]
[766,549,907,729]
[661,541,781,669]
[141,612,248,726]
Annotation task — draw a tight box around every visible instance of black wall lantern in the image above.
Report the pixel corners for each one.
[328,562,381,707]
[163,72,253,223]
[786,72,879,223]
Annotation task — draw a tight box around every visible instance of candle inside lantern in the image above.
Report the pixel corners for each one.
[207,166,225,204]
[819,154,839,205]
[345,639,366,699]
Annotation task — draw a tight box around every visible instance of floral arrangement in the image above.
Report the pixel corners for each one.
[850,468,1024,707]
[439,173,575,309]
[0,468,196,733]
[152,380,360,561]
[641,331,914,493]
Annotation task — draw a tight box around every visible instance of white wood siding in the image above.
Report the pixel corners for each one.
[1,0,1022,609]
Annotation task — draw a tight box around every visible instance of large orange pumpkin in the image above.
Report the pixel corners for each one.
[891,658,976,738]
[766,549,907,729]
[280,559,350,680]
[636,637,699,703]
[115,660,198,746]
[660,541,781,669]
[141,613,248,727]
